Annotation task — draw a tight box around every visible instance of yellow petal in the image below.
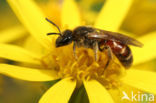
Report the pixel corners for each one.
[61,0,81,29]
[122,69,156,94]
[0,25,27,43]
[95,0,133,31]
[23,36,45,56]
[7,0,56,49]
[132,32,156,65]
[0,43,41,64]
[0,64,58,81]
[39,78,76,103]
[84,80,114,103]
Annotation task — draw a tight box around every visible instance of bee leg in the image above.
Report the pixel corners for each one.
[93,41,99,61]
[103,46,113,74]
[73,42,78,60]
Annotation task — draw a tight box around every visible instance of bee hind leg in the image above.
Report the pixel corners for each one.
[103,46,113,74]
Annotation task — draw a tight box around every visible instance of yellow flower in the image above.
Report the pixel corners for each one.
[0,0,156,103]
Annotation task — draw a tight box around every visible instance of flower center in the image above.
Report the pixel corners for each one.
[41,44,126,89]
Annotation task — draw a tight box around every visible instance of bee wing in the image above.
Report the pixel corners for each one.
[87,29,143,47]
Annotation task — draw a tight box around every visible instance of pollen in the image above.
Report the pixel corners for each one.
[41,44,125,89]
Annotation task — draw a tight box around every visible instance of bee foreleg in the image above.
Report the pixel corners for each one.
[73,42,78,60]
[93,41,99,61]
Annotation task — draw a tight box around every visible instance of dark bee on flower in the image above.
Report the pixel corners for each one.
[46,18,143,69]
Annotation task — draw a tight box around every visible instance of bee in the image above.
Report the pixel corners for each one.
[46,18,143,69]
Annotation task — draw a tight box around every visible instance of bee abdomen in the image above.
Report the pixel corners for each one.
[115,46,133,68]
[100,40,133,68]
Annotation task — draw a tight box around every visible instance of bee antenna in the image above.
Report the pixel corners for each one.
[47,33,61,35]
[45,18,62,36]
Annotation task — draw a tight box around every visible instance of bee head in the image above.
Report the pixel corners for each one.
[46,18,73,47]
[56,30,73,47]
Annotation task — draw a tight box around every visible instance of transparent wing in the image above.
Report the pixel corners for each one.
[87,29,143,47]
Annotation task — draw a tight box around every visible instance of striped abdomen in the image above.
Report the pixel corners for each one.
[105,40,133,68]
